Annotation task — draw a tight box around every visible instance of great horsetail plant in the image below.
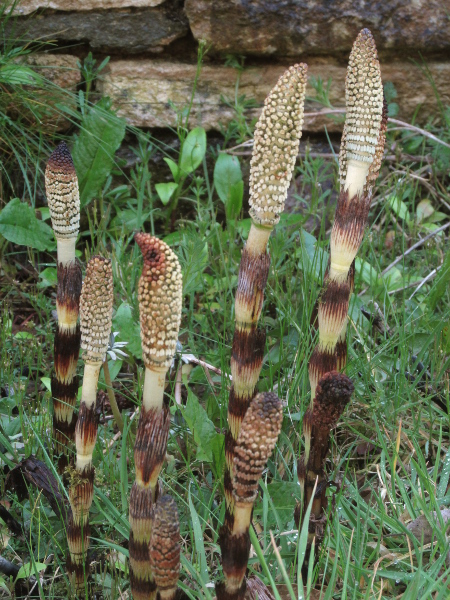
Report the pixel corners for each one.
[224,64,307,534]
[298,29,387,534]
[67,256,113,592]
[149,495,183,600]
[45,142,82,467]
[217,392,283,599]
[129,233,182,600]
[308,28,387,400]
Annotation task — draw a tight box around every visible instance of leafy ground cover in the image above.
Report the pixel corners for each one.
[0,14,450,600]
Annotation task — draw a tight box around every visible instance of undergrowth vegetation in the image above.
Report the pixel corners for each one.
[0,8,450,600]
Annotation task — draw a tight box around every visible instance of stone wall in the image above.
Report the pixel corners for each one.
[12,0,450,133]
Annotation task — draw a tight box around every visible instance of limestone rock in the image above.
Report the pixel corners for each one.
[25,53,80,90]
[23,54,80,132]
[185,0,450,56]
[98,59,450,132]
[13,0,165,15]
[11,4,188,54]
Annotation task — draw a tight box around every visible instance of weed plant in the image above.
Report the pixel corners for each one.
[0,13,450,600]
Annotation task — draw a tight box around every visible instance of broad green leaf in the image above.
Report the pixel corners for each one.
[40,377,51,392]
[387,194,410,221]
[213,153,244,221]
[112,303,142,360]
[182,390,216,462]
[14,332,33,340]
[72,98,126,207]
[0,198,54,251]
[16,562,47,579]
[179,127,206,175]
[416,199,434,223]
[38,267,57,289]
[253,482,301,527]
[356,257,379,287]
[155,182,178,206]
[225,181,244,221]
[163,157,180,182]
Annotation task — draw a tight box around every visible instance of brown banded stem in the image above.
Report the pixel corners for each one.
[67,256,113,592]
[45,142,82,465]
[149,495,181,600]
[129,234,182,600]
[225,64,307,532]
[300,29,386,537]
[217,392,283,599]
[297,372,353,530]
[308,29,386,403]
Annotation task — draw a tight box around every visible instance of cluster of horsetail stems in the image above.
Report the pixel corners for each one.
[129,233,182,600]
[298,29,388,533]
[223,64,307,542]
[217,392,283,599]
[45,142,82,468]
[67,256,113,592]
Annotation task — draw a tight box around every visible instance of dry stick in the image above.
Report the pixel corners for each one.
[217,393,283,600]
[67,256,113,593]
[223,64,307,539]
[299,29,386,538]
[45,142,82,470]
[380,221,450,276]
[129,234,182,600]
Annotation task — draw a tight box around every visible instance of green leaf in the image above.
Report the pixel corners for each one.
[254,482,301,527]
[38,266,57,289]
[214,154,244,221]
[356,257,379,287]
[387,194,410,221]
[0,198,54,251]
[40,377,52,392]
[225,181,244,221]
[179,127,206,175]
[72,98,126,207]
[182,390,216,462]
[416,199,434,223]
[14,332,33,340]
[16,562,47,579]
[155,182,178,206]
[163,158,180,182]
[112,303,142,360]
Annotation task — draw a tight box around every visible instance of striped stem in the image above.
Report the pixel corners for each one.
[299,28,386,534]
[225,64,307,532]
[45,142,81,467]
[149,495,181,600]
[129,234,182,600]
[218,392,283,599]
[67,256,113,592]
[298,372,353,529]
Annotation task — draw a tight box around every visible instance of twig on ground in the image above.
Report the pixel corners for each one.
[181,353,230,379]
[380,222,450,276]
[387,266,441,295]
